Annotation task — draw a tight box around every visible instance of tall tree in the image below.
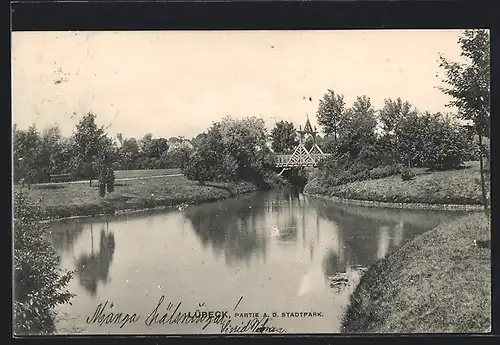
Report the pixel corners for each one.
[378,98,414,136]
[337,95,377,158]
[438,29,490,214]
[73,112,108,187]
[13,124,42,187]
[316,89,345,141]
[40,125,63,179]
[118,137,140,170]
[270,120,298,154]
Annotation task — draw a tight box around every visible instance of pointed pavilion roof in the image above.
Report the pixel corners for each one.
[304,115,314,134]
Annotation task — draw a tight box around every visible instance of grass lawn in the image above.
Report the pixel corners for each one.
[305,161,490,205]
[114,168,181,179]
[20,175,259,220]
[341,212,491,333]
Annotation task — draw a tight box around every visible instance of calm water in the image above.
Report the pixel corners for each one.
[47,189,466,334]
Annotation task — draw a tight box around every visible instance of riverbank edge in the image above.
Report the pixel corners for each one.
[303,192,483,212]
[339,212,491,333]
[38,182,264,223]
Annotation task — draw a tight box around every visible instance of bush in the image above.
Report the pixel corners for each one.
[368,164,401,180]
[420,115,469,171]
[14,188,74,334]
[401,167,415,181]
[260,170,291,189]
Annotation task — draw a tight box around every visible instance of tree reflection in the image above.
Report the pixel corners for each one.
[184,193,268,266]
[75,223,115,296]
[322,248,348,278]
[312,199,439,269]
[47,222,85,254]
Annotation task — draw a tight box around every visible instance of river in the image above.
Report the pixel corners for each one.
[47,188,467,334]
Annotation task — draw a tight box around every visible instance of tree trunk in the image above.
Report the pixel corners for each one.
[477,133,489,215]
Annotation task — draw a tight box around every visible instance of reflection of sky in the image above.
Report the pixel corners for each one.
[377,226,390,260]
[47,189,463,334]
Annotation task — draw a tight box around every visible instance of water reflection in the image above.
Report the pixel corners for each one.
[310,197,467,269]
[74,223,116,296]
[47,188,466,334]
[184,193,269,265]
[49,222,85,254]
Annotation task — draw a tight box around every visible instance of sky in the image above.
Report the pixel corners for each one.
[11,30,467,140]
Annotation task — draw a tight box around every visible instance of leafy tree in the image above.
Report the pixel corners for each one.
[420,112,469,170]
[191,133,207,148]
[136,134,170,169]
[13,124,42,187]
[336,95,377,158]
[185,116,273,184]
[395,111,426,168]
[316,89,345,141]
[270,120,298,154]
[147,138,170,160]
[72,112,109,186]
[218,116,273,180]
[118,137,140,170]
[378,98,415,137]
[39,125,63,180]
[167,142,194,170]
[438,29,490,213]
[13,188,74,334]
[184,122,234,183]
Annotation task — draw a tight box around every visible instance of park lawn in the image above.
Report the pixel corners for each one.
[341,212,491,333]
[114,168,181,179]
[22,175,259,220]
[305,161,490,205]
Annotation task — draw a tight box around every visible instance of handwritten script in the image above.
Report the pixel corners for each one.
[85,295,324,333]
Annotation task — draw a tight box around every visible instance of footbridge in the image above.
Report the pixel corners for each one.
[275,116,332,175]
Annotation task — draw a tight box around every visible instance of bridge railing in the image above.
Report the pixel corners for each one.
[275,153,332,167]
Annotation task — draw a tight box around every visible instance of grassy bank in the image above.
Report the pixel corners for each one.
[341,213,491,333]
[304,161,490,206]
[20,175,260,220]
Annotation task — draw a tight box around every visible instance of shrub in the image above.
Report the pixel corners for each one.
[260,170,291,189]
[368,164,401,180]
[401,167,415,181]
[420,114,469,171]
[14,188,74,334]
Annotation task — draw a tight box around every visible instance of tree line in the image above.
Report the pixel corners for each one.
[308,29,490,213]
[13,113,196,186]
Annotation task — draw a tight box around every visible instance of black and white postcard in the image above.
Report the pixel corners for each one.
[12,29,491,335]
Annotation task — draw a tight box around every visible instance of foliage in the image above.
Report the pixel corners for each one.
[13,188,74,334]
[316,148,400,188]
[336,96,377,158]
[13,124,43,186]
[316,89,345,140]
[438,29,490,213]
[184,116,275,185]
[167,142,194,170]
[420,113,469,170]
[368,164,401,180]
[184,123,235,183]
[378,97,414,136]
[117,137,140,170]
[438,29,490,138]
[73,112,114,185]
[270,120,298,154]
[395,111,426,168]
[400,167,415,181]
